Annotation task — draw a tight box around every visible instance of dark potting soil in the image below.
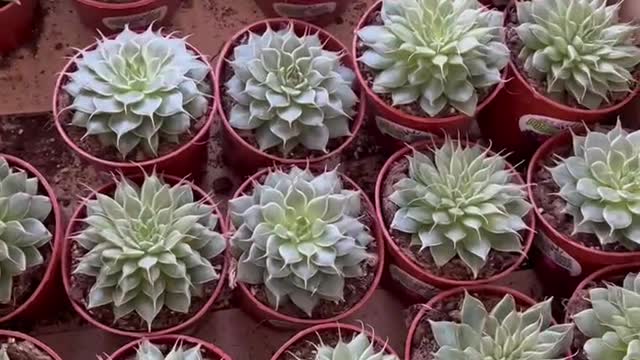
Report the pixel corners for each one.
[279,328,390,360]
[123,342,217,360]
[355,9,495,119]
[1,337,53,360]
[381,157,524,281]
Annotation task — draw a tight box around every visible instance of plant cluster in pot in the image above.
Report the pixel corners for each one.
[53,26,216,179]
[214,19,365,175]
[0,330,62,360]
[405,285,574,360]
[478,0,640,161]
[108,335,231,360]
[352,0,509,146]
[62,172,229,337]
[228,166,384,329]
[251,0,350,27]
[0,0,38,54]
[374,138,535,301]
[271,322,400,360]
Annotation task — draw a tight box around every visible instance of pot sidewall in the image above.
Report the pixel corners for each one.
[253,0,348,26]
[0,0,37,54]
[71,0,180,34]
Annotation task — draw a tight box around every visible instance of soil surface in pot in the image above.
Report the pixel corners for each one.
[278,328,390,360]
[123,342,217,360]
[0,337,54,360]
[381,157,524,281]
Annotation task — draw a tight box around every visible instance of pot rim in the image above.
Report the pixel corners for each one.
[71,0,160,12]
[0,329,63,360]
[108,334,232,360]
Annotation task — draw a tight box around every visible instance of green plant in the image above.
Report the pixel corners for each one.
[574,272,640,360]
[134,340,203,360]
[516,0,640,109]
[63,25,212,158]
[430,292,574,359]
[0,157,53,304]
[389,140,531,277]
[225,25,358,154]
[0,344,7,360]
[311,330,398,360]
[229,167,374,316]
[356,0,509,117]
[73,173,226,330]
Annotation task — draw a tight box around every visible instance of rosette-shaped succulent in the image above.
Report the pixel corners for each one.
[73,173,226,330]
[574,272,640,360]
[0,157,52,304]
[549,123,640,250]
[225,25,358,154]
[430,292,574,359]
[516,0,640,109]
[230,167,374,315]
[389,140,531,277]
[64,25,212,158]
[312,330,398,360]
[134,340,203,360]
[357,0,508,117]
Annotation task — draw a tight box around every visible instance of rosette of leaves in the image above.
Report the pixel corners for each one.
[134,340,203,360]
[389,140,531,277]
[357,0,509,117]
[0,157,53,304]
[225,25,358,154]
[311,330,398,360]
[573,272,640,360]
[73,173,226,330]
[516,0,640,109]
[229,167,374,316]
[63,25,212,158]
[548,123,640,250]
[430,292,574,359]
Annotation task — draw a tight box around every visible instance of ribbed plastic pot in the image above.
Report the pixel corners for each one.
[108,334,231,360]
[270,322,400,359]
[61,174,229,338]
[0,0,37,54]
[0,330,62,360]
[253,0,348,26]
[228,166,385,329]
[0,154,63,324]
[214,18,365,176]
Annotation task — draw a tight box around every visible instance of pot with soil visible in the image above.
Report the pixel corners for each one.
[228,166,384,329]
[108,335,231,360]
[271,323,400,360]
[214,18,365,175]
[53,25,215,179]
[0,0,38,54]
[374,138,535,300]
[62,172,228,337]
[352,0,509,147]
[478,0,640,161]
[0,154,63,324]
[252,0,349,27]
[0,330,62,360]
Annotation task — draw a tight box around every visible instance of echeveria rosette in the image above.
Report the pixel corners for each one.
[225,25,358,154]
[229,167,375,316]
[135,340,204,360]
[73,173,226,330]
[548,123,640,250]
[0,157,53,304]
[357,0,509,117]
[63,25,212,158]
[574,272,640,360]
[516,0,640,109]
[312,331,399,360]
[389,140,532,277]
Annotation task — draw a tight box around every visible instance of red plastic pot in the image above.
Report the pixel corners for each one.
[271,322,400,359]
[108,334,231,360]
[374,140,535,293]
[229,166,385,329]
[0,330,62,360]
[0,154,63,324]
[253,0,348,26]
[0,0,37,54]
[214,18,365,175]
[53,35,215,180]
[61,174,229,338]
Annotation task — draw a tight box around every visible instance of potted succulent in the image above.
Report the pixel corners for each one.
[252,0,349,26]
[214,19,365,174]
[0,154,63,323]
[405,285,574,360]
[228,166,384,328]
[270,323,400,359]
[374,138,535,299]
[479,0,640,160]
[0,0,38,54]
[108,335,231,360]
[62,172,228,337]
[0,330,62,360]
[71,0,180,34]
[53,25,215,179]
[353,0,509,144]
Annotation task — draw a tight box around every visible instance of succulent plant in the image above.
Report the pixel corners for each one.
[430,292,574,359]
[229,167,374,316]
[73,173,226,330]
[225,25,358,154]
[574,272,640,360]
[0,344,8,360]
[134,340,203,360]
[516,0,640,109]
[0,157,53,304]
[311,330,399,360]
[63,25,212,158]
[389,140,532,277]
[548,123,640,250]
[356,0,508,117]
